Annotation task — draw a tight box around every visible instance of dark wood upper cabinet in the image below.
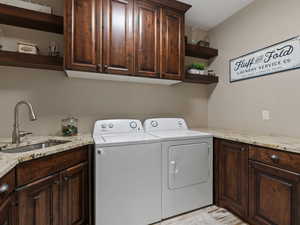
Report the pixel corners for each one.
[61,163,88,225]
[64,0,191,81]
[134,0,160,77]
[218,140,249,219]
[17,174,61,225]
[161,8,184,80]
[249,161,300,225]
[65,0,98,72]
[102,0,134,75]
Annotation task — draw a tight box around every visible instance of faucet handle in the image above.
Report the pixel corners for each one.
[19,131,33,138]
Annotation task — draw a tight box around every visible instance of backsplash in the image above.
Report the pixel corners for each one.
[0,66,208,137]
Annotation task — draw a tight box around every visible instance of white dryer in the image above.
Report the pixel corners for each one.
[144,118,213,219]
[93,120,162,225]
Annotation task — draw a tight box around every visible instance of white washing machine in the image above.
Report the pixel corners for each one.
[144,118,213,219]
[93,120,162,225]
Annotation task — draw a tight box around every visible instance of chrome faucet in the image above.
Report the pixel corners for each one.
[12,101,37,144]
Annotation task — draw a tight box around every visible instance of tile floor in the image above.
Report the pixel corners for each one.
[155,206,248,225]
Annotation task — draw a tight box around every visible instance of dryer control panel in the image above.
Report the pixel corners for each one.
[144,118,188,132]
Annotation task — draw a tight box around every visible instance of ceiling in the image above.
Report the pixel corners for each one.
[182,0,254,30]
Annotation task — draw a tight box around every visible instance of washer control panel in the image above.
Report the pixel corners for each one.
[94,119,143,136]
[144,118,188,132]
[151,120,158,128]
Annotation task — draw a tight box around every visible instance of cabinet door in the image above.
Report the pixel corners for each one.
[218,140,249,218]
[0,196,16,225]
[161,8,184,80]
[61,163,88,225]
[65,0,98,71]
[103,0,134,75]
[17,174,60,225]
[249,161,300,225]
[134,0,160,77]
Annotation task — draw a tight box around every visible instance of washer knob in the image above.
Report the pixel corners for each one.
[101,124,107,129]
[130,121,137,129]
[108,123,114,128]
[151,120,158,127]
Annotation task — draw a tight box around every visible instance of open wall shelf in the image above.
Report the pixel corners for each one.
[184,73,219,84]
[0,3,63,34]
[186,44,218,59]
[0,50,63,71]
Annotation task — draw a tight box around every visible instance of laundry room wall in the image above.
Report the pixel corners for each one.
[0,66,209,137]
[208,0,300,137]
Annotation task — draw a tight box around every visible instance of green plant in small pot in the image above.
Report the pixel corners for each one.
[188,63,206,75]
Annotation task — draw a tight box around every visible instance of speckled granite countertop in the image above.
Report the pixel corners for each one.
[2,128,300,179]
[0,134,93,178]
[194,128,300,154]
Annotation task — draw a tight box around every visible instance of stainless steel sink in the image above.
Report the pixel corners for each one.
[0,140,71,153]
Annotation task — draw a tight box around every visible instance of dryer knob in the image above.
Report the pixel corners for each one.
[151,120,158,127]
[130,121,137,129]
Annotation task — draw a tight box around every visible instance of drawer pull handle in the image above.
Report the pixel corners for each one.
[0,184,9,194]
[270,154,279,163]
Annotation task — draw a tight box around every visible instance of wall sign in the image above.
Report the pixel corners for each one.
[230,36,300,82]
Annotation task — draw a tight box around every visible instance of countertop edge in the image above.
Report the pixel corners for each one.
[0,134,94,179]
[193,128,300,154]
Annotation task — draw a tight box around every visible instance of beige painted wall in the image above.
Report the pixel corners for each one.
[0,66,208,138]
[208,0,300,137]
[185,27,209,67]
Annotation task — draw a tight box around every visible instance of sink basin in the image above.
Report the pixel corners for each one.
[0,140,71,153]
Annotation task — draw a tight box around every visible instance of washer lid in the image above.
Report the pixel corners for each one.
[148,130,212,141]
[94,132,160,146]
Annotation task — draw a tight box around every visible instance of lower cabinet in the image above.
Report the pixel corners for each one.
[215,138,300,225]
[18,174,61,225]
[217,139,249,218]
[249,161,300,225]
[0,196,16,225]
[17,162,89,225]
[15,145,90,225]
[61,163,88,225]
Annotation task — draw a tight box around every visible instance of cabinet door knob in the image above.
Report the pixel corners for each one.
[240,147,246,152]
[270,154,279,163]
[54,180,60,185]
[33,195,40,200]
[0,184,9,194]
[64,176,69,181]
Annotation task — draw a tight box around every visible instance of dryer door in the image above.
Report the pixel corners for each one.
[168,142,210,189]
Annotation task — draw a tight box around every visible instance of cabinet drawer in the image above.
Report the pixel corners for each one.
[16,146,89,187]
[0,169,15,205]
[249,145,300,173]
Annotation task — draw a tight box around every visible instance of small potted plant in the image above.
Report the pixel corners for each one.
[187,63,206,75]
